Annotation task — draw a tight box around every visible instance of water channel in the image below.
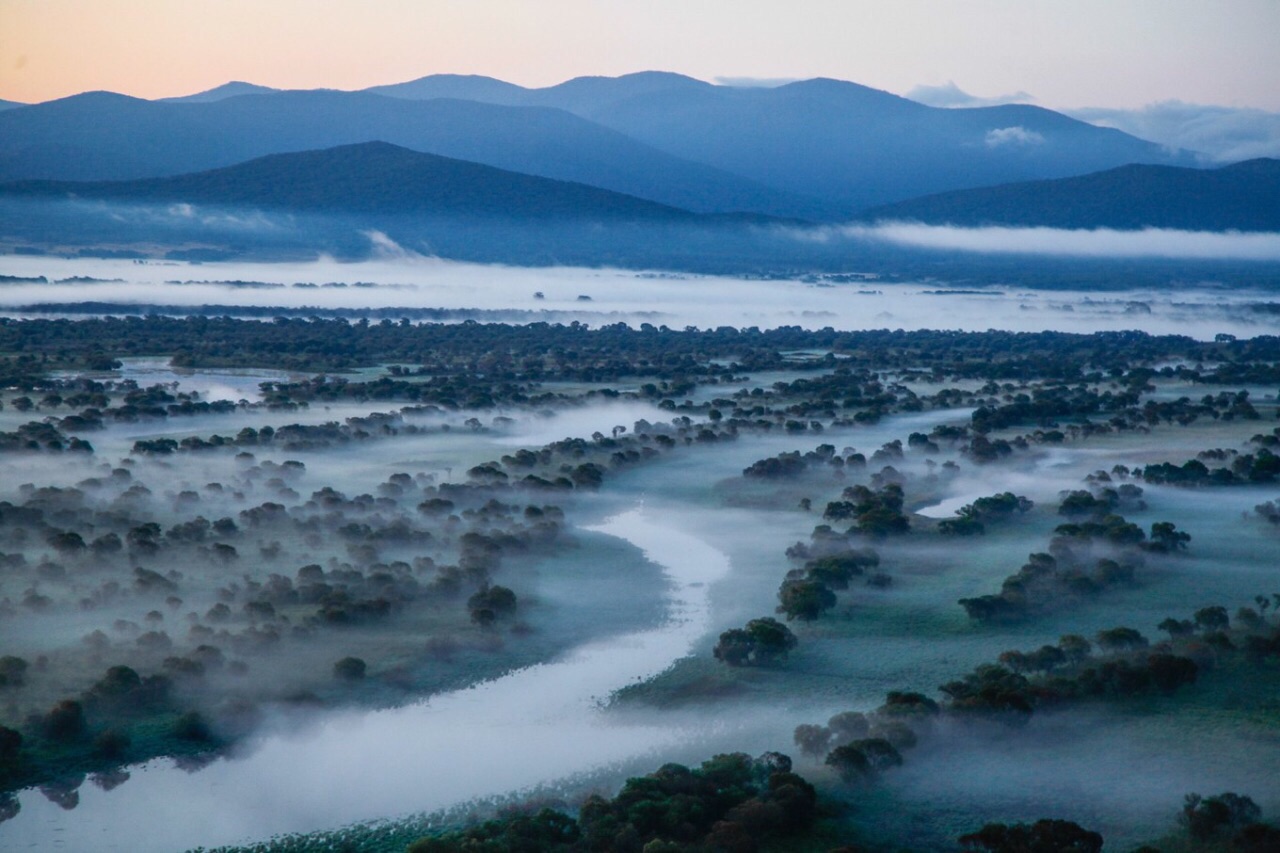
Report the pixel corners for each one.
[4,508,730,851]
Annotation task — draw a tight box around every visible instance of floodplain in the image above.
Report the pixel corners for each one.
[0,257,1278,852]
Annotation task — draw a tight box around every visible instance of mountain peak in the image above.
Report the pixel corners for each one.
[362,74,528,103]
[776,77,917,104]
[161,81,280,103]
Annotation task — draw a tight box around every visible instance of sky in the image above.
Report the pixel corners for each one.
[1,0,1279,110]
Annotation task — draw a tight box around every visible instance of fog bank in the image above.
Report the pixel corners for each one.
[3,255,1280,340]
[825,222,1280,260]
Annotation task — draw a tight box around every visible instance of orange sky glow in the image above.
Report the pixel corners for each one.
[2,0,1278,110]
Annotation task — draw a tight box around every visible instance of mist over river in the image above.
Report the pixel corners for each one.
[5,509,739,851]
[1,255,1278,851]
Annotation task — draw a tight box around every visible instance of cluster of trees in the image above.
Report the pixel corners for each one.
[959,484,1189,624]
[0,421,93,454]
[754,368,907,420]
[1255,498,1280,526]
[822,482,910,538]
[958,818,1102,852]
[793,691,938,786]
[776,546,884,621]
[777,599,1267,810]
[938,492,1034,536]
[970,383,1139,434]
[0,662,212,792]
[0,438,586,793]
[1057,483,1147,517]
[1179,792,1280,850]
[406,752,817,853]
[742,451,811,479]
[741,441,917,481]
[943,643,1198,718]
[958,548,1143,624]
[951,591,1280,721]
[1140,447,1280,486]
[131,412,461,455]
[12,379,240,435]
[712,617,797,666]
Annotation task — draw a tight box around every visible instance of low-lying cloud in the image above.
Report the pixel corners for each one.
[1068,100,1280,162]
[984,126,1045,148]
[361,229,425,260]
[816,222,1280,260]
[905,81,1035,109]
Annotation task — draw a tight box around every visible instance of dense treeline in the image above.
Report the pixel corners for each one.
[6,315,1280,379]
[796,595,1278,773]
[404,752,817,853]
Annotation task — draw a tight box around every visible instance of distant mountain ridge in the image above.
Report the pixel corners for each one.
[0,89,817,218]
[862,158,1280,232]
[354,71,1196,213]
[0,72,1195,220]
[0,141,721,222]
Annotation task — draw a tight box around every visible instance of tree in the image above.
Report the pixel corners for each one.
[1233,822,1280,853]
[333,657,367,681]
[713,629,754,667]
[1158,617,1195,639]
[1146,654,1198,694]
[826,712,869,742]
[0,655,29,688]
[824,744,871,782]
[1194,606,1230,632]
[777,579,836,621]
[1095,627,1148,653]
[41,700,87,742]
[172,711,212,742]
[824,738,901,782]
[468,584,518,625]
[1147,521,1191,552]
[854,738,903,771]
[1058,634,1092,665]
[0,725,21,761]
[998,650,1030,673]
[47,530,87,556]
[93,728,130,759]
[1027,645,1067,673]
[880,691,940,718]
[713,617,798,667]
[959,819,1102,852]
[793,724,831,758]
[1182,792,1262,841]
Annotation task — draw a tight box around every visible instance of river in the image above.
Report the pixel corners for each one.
[2,508,730,852]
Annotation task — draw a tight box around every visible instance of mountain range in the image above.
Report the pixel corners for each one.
[1,72,1273,273]
[0,72,1193,220]
[6,142,1272,234]
[363,72,1192,215]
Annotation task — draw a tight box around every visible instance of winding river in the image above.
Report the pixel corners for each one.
[3,507,730,852]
